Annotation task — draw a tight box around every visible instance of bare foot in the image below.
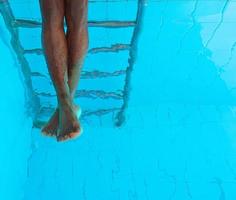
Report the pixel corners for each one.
[41,108,59,137]
[57,104,82,142]
[41,105,81,137]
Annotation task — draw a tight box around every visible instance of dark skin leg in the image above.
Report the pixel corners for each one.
[39,0,88,141]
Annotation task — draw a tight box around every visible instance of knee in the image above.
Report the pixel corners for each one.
[42,16,64,31]
[66,6,88,32]
[67,19,87,33]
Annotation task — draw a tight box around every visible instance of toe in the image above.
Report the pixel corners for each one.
[68,130,81,139]
[41,129,49,136]
[41,127,47,135]
[57,134,69,142]
[48,132,54,137]
[41,129,56,137]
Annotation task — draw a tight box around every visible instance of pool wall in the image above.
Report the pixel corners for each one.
[0,14,33,200]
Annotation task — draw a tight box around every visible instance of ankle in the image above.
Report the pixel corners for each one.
[58,94,72,104]
[59,100,77,112]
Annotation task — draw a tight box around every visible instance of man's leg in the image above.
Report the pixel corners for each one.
[41,0,88,138]
[65,0,88,97]
[39,0,81,141]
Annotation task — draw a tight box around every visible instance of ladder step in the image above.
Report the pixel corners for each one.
[24,44,131,55]
[33,107,120,129]
[31,70,126,79]
[14,19,136,28]
[35,89,123,100]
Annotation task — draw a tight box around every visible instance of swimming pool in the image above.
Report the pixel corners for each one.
[1,0,236,199]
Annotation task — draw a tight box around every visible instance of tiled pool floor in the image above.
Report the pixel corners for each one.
[6,0,236,199]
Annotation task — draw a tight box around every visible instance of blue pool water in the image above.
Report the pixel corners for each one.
[1,0,236,199]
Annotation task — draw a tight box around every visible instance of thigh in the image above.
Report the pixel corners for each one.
[65,0,88,29]
[39,0,65,27]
